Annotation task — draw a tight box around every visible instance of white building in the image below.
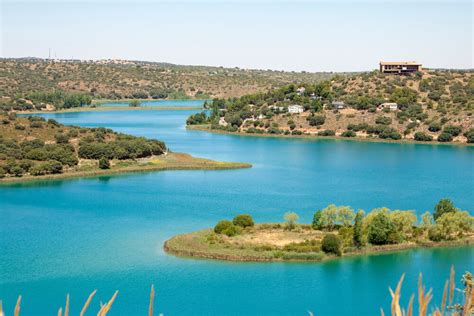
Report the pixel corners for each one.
[288,104,304,114]
[381,102,398,111]
[332,101,346,109]
[296,87,306,95]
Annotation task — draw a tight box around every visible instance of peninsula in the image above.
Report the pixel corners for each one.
[186,69,473,144]
[164,201,474,262]
[0,113,250,183]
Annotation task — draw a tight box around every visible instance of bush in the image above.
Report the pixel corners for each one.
[428,122,442,132]
[428,225,444,242]
[317,129,335,136]
[367,213,396,245]
[99,157,110,169]
[437,132,453,142]
[55,133,69,144]
[463,129,474,143]
[341,130,356,137]
[442,125,462,137]
[15,123,25,130]
[30,121,43,128]
[214,220,234,234]
[233,214,254,228]
[10,165,24,177]
[129,100,141,107]
[375,116,392,125]
[307,115,325,126]
[414,132,433,142]
[321,234,342,256]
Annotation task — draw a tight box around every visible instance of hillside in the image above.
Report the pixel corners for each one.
[187,70,474,143]
[0,113,249,181]
[0,58,334,111]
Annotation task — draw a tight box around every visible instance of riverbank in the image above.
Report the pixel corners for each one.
[187,124,474,147]
[0,152,251,184]
[164,224,474,262]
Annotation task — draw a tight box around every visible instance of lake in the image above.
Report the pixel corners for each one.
[99,99,207,107]
[1,110,473,315]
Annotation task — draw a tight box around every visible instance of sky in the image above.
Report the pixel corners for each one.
[1,0,472,72]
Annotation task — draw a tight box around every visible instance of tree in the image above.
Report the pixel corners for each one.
[367,212,396,245]
[338,206,355,227]
[319,204,338,230]
[414,132,433,142]
[312,210,322,230]
[55,133,70,144]
[99,157,110,169]
[353,210,364,248]
[420,211,434,228]
[284,212,299,231]
[321,233,342,256]
[434,198,456,221]
[436,211,473,239]
[129,100,141,107]
[390,210,417,240]
[437,132,453,142]
[233,214,254,228]
[214,220,233,234]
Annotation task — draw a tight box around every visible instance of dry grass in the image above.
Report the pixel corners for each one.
[382,266,473,316]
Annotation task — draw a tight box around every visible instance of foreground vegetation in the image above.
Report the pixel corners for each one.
[164,199,473,262]
[0,113,250,182]
[0,58,334,112]
[187,70,473,143]
[2,268,472,315]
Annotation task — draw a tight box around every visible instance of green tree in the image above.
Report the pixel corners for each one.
[434,198,456,221]
[284,212,299,231]
[367,212,396,245]
[319,204,338,230]
[233,214,254,228]
[337,206,355,227]
[390,210,417,241]
[436,211,473,239]
[214,220,233,234]
[99,157,110,169]
[312,210,322,230]
[321,233,342,256]
[353,210,364,248]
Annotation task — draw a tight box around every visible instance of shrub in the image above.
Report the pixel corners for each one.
[30,121,43,128]
[428,122,442,132]
[341,130,356,137]
[375,116,392,125]
[321,233,342,256]
[129,100,141,107]
[367,212,396,245]
[437,132,453,142]
[307,115,325,126]
[233,214,254,228]
[99,157,110,169]
[14,123,25,130]
[214,220,234,234]
[317,129,335,136]
[414,132,433,142]
[428,225,444,242]
[10,165,24,177]
[463,129,474,143]
[312,210,322,230]
[55,133,70,144]
[284,212,299,230]
[222,224,240,237]
[442,125,462,137]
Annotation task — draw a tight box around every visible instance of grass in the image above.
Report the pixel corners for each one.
[0,152,251,184]
[164,224,474,263]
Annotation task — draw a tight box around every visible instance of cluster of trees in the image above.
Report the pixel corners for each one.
[27,90,93,109]
[0,115,167,178]
[345,122,402,140]
[214,214,255,237]
[78,135,166,160]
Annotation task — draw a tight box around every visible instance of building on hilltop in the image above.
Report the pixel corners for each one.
[379,102,399,111]
[379,61,422,74]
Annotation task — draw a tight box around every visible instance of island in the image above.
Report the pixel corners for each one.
[186,70,474,145]
[0,113,251,183]
[164,200,474,262]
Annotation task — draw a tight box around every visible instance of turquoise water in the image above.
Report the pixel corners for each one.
[100,99,207,107]
[1,110,473,315]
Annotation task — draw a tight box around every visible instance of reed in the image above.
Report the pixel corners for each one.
[149,285,155,316]
[80,290,97,316]
[14,296,21,316]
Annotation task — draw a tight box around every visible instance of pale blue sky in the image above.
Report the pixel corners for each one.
[1,0,472,71]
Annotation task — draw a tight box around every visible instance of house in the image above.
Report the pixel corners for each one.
[269,105,285,112]
[331,101,346,109]
[296,87,306,95]
[379,61,422,74]
[288,104,304,114]
[381,102,398,111]
[257,114,265,120]
[218,117,228,127]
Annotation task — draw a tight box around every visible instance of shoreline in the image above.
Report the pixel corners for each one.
[163,228,474,263]
[0,153,251,184]
[18,105,203,115]
[187,125,474,147]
